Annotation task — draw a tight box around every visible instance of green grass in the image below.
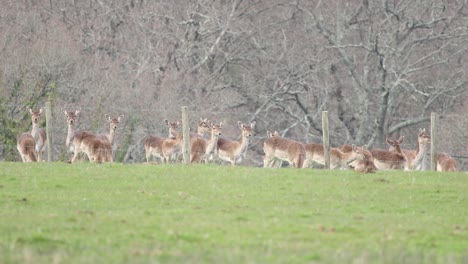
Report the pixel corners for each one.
[0,162,467,263]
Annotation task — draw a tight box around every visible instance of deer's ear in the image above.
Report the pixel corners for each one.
[105,114,111,121]
[39,108,44,114]
[164,119,169,126]
[63,109,68,116]
[75,109,80,116]
[386,138,392,144]
[251,121,256,128]
[266,131,272,138]
[398,136,404,144]
[177,120,182,126]
[237,121,243,129]
[118,115,124,122]
[29,108,34,115]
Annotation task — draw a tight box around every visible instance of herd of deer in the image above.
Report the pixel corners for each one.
[17,108,458,173]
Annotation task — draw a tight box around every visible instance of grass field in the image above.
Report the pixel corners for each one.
[0,162,467,263]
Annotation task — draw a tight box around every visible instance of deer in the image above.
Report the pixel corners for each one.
[192,118,212,138]
[347,145,377,173]
[263,131,305,168]
[96,114,124,145]
[388,128,430,171]
[370,137,406,170]
[263,131,283,168]
[63,109,113,163]
[217,121,256,166]
[28,108,47,161]
[72,131,113,163]
[437,153,457,172]
[17,133,37,162]
[63,109,81,154]
[190,121,224,163]
[302,143,361,169]
[144,120,181,163]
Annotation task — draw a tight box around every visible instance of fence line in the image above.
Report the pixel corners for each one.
[3,102,467,171]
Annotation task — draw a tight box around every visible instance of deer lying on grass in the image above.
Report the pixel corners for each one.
[63,109,113,163]
[263,131,305,168]
[348,145,377,173]
[144,120,180,163]
[217,121,256,166]
[370,137,406,170]
[190,121,223,163]
[17,133,37,162]
[303,143,361,169]
[29,108,47,161]
[437,153,457,172]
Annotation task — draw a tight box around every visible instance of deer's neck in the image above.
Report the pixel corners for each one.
[107,127,115,144]
[237,135,251,156]
[205,134,220,154]
[31,123,40,138]
[66,124,75,147]
[413,141,429,169]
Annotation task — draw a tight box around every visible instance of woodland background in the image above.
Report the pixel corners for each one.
[0,0,467,169]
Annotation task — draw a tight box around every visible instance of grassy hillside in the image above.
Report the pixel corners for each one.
[0,162,467,263]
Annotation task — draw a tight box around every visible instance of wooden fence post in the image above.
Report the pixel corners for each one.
[322,111,330,169]
[430,112,438,171]
[45,102,53,162]
[181,106,191,164]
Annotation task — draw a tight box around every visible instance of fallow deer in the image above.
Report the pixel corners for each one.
[263,131,283,168]
[217,121,256,166]
[63,109,113,163]
[29,108,47,161]
[73,131,113,163]
[96,114,124,145]
[193,118,212,138]
[389,129,430,171]
[63,109,81,154]
[190,121,223,163]
[348,145,377,173]
[263,131,305,168]
[437,153,457,172]
[303,143,360,169]
[144,119,181,163]
[412,128,431,170]
[17,133,37,162]
[370,137,406,170]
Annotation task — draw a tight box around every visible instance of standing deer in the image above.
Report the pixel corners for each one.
[263,131,305,168]
[17,133,37,162]
[144,120,181,163]
[29,108,47,161]
[63,109,113,163]
[97,114,124,145]
[72,131,113,163]
[193,118,212,138]
[437,153,457,172]
[388,129,430,171]
[63,109,81,153]
[303,143,361,169]
[217,121,256,166]
[190,121,224,163]
[370,137,407,170]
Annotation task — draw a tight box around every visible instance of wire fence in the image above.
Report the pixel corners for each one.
[2,105,468,171]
